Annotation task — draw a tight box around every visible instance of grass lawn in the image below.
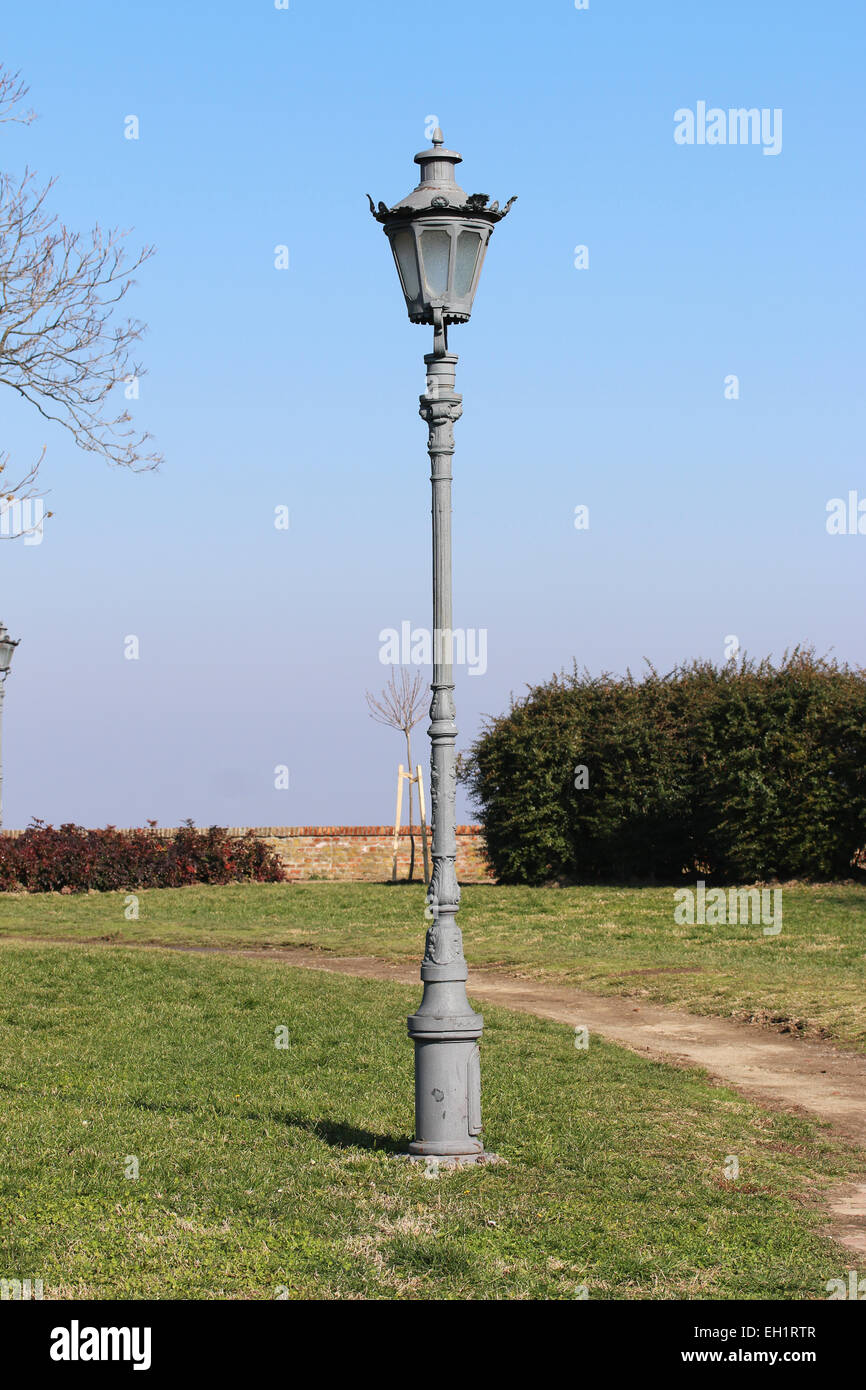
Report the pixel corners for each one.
[1,880,864,1050]
[0,938,860,1300]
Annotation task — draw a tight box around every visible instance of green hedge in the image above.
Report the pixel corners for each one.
[460,651,866,884]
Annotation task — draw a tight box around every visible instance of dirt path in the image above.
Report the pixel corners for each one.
[206,944,866,1144]
[7,934,866,1253]
[219,944,866,1256]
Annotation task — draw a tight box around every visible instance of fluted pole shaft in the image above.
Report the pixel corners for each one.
[406,338,485,1161]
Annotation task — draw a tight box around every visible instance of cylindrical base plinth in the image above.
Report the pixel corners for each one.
[407,1022,484,1159]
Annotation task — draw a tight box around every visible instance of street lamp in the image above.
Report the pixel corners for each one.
[369,130,515,1165]
[0,622,20,830]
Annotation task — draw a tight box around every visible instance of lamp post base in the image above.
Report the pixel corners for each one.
[407,1137,484,1159]
[398,1151,502,1171]
[407,977,485,1158]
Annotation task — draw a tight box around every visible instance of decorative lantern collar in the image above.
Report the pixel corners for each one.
[367,128,516,225]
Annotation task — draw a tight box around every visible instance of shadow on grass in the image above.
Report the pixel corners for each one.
[272,1111,410,1154]
[129,1095,410,1152]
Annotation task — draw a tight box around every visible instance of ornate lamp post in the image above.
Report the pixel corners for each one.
[369,130,515,1165]
[0,623,20,829]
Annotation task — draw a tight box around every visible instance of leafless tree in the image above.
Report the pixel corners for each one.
[0,63,161,515]
[0,447,51,540]
[0,69,34,126]
[366,667,428,881]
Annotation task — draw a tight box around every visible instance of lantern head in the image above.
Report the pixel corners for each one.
[368,129,516,327]
[0,622,19,677]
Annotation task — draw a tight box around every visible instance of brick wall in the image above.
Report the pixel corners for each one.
[0,825,494,884]
[250,826,493,883]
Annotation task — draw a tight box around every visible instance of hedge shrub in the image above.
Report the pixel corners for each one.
[0,820,286,893]
[460,650,866,884]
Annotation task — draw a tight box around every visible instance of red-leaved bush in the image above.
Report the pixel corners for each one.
[0,820,286,892]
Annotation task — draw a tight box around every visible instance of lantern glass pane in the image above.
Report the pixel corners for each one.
[454,231,482,296]
[0,643,12,673]
[420,229,451,296]
[392,229,420,300]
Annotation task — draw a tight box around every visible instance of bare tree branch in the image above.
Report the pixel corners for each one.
[0,447,52,538]
[0,63,161,471]
[0,69,35,126]
[365,667,428,736]
[366,668,429,881]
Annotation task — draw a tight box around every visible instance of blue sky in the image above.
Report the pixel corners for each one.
[0,0,863,828]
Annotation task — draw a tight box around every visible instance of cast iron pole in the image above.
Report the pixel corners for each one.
[406,311,487,1165]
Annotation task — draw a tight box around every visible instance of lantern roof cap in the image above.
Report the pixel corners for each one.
[413,126,463,172]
